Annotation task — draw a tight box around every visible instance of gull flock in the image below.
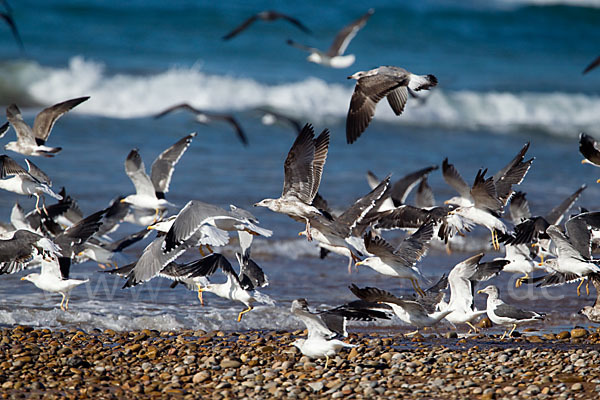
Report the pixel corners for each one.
[1,8,600,366]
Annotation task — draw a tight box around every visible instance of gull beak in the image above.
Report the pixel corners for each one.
[147,225,155,231]
[347,76,353,79]
[20,277,26,281]
[77,251,84,256]
[355,261,363,266]
[298,231,305,236]
[581,159,589,164]
[596,178,600,184]
[120,199,126,203]
[476,289,484,294]
[538,262,544,266]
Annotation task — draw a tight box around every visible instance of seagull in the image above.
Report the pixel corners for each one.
[155,103,248,146]
[192,253,274,322]
[499,243,543,288]
[222,10,311,41]
[346,65,437,144]
[538,224,600,296]
[121,132,196,221]
[579,273,600,323]
[442,253,506,332]
[477,285,544,340]
[254,123,330,241]
[290,298,390,367]
[0,4,23,51]
[349,283,450,336]
[0,229,59,273]
[367,165,439,208]
[356,221,434,296]
[286,9,373,69]
[0,155,62,211]
[21,253,88,311]
[583,56,600,75]
[300,175,391,273]
[255,107,302,135]
[579,133,600,177]
[4,97,89,157]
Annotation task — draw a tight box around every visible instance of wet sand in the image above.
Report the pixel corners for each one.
[1,325,600,399]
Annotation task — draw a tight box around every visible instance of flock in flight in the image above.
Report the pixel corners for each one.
[1,6,600,365]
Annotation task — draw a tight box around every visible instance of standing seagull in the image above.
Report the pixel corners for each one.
[222,10,311,40]
[346,66,437,143]
[4,97,89,157]
[155,104,248,146]
[477,285,544,339]
[254,124,330,241]
[286,9,373,69]
[121,133,196,221]
[21,253,89,311]
[0,155,62,211]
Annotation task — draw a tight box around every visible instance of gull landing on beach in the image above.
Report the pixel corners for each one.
[286,9,373,69]
[346,66,437,144]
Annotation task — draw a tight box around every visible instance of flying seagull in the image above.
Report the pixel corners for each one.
[579,132,600,179]
[0,155,62,211]
[286,9,373,69]
[222,10,311,41]
[254,123,330,241]
[21,253,88,311]
[346,65,437,143]
[155,103,248,146]
[477,285,544,340]
[4,97,89,157]
[290,298,390,367]
[583,56,600,75]
[121,132,196,221]
[0,6,23,51]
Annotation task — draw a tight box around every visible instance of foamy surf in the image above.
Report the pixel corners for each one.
[1,57,598,138]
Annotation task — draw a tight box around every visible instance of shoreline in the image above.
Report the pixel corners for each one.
[1,326,600,399]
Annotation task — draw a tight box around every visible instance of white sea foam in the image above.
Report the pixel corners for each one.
[2,57,599,137]
[493,0,600,8]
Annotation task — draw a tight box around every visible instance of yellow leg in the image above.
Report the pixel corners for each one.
[34,194,41,213]
[405,329,420,336]
[65,297,70,310]
[197,285,204,306]
[508,323,517,338]
[237,305,253,322]
[500,330,508,340]
[206,244,213,254]
[516,273,530,288]
[97,263,107,269]
[466,322,479,334]
[411,279,426,297]
[60,293,66,311]
[577,279,584,297]
[586,280,590,296]
[324,355,329,369]
[198,246,206,257]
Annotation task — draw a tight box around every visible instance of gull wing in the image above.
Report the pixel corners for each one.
[494,302,540,320]
[291,299,336,339]
[0,11,24,51]
[236,252,268,290]
[124,149,155,197]
[544,185,586,226]
[470,169,502,213]
[508,191,531,225]
[565,212,600,260]
[394,221,434,265]
[415,177,436,209]
[336,174,390,232]
[222,14,260,40]
[0,155,29,178]
[390,165,438,205]
[150,133,196,198]
[6,104,37,147]
[349,284,427,314]
[386,86,408,116]
[24,159,51,185]
[124,236,187,287]
[448,253,484,312]
[546,225,586,260]
[327,9,373,57]
[442,158,471,199]
[32,97,89,144]
[583,55,600,74]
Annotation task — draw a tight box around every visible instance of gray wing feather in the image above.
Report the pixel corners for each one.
[442,158,471,199]
[124,149,155,197]
[327,9,373,56]
[150,133,196,196]
[32,97,89,142]
[494,303,540,321]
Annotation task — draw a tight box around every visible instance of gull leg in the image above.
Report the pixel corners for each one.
[206,244,213,254]
[97,263,107,269]
[577,279,584,297]
[586,279,590,296]
[405,330,420,337]
[196,284,204,306]
[325,355,329,369]
[65,296,70,311]
[34,194,41,213]
[305,220,312,241]
[42,196,48,215]
[60,293,66,311]
[508,323,517,338]
[516,273,530,288]
[347,256,353,275]
[500,330,508,340]
[411,278,426,297]
[198,246,206,257]
[466,322,479,334]
[445,243,452,255]
[237,305,253,322]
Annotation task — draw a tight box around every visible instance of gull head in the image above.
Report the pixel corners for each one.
[4,141,19,153]
[20,273,40,284]
[307,53,323,64]
[291,339,306,351]
[477,285,499,298]
[254,198,276,209]
[347,70,366,80]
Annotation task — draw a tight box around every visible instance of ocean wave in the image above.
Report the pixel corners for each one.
[491,0,600,8]
[1,57,598,137]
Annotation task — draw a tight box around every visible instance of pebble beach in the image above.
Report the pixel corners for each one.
[2,325,600,399]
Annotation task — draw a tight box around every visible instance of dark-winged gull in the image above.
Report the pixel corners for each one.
[583,56,600,75]
[299,175,391,273]
[4,97,89,157]
[254,123,330,241]
[477,285,544,339]
[349,283,450,336]
[121,132,196,221]
[0,4,23,51]
[155,103,248,146]
[286,9,373,69]
[0,229,59,272]
[21,253,88,311]
[356,221,434,296]
[579,132,600,176]
[222,10,311,41]
[290,298,390,367]
[367,165,438,208]
[442,253,506,333]
[0,155,62,211]
[579,273,600,322]
[346,65,437,144]
[255,107,302,135]
[191,253,274,322]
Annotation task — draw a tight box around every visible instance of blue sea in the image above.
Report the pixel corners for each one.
[0,0,599,333]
